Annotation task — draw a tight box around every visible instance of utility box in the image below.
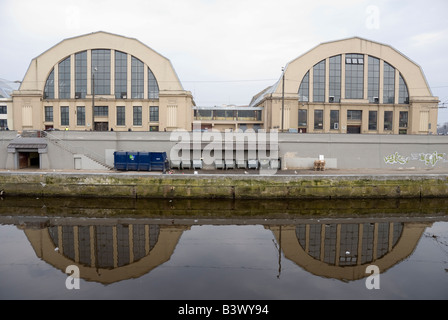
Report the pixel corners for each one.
[236,160,247,169]
[225,159,235,169]
[215,159,224,169]
[193,159,203,169]
[248,159,258,169]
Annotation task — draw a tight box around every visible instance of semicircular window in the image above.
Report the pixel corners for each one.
[296,222,403,266]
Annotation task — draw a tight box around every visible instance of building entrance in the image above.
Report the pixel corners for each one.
[347,125,361,134]
[19,152,40,169]
[95,122,109,131]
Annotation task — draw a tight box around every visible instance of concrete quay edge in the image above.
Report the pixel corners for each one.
[1,169,448,199]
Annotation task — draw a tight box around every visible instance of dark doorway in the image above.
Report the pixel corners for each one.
[347,125,361,134]
[95,122,109,131]
[298,128,307,133]
[19,152,40,169]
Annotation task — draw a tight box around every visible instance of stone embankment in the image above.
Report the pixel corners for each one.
[1,169,448,199]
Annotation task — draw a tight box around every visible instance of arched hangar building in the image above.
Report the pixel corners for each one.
[11,31,195,132]
[249,37,439,135]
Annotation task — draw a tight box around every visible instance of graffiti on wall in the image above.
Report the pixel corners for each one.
[384,151,446,167]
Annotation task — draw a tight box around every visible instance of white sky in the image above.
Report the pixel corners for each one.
[1,0,448,124]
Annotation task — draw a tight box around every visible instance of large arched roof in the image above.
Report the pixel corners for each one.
[272,37,434,98]
[19,31,184,92]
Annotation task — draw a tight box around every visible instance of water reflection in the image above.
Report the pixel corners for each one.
[1,197,447,286]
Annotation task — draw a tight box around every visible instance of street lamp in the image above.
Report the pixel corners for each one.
[281,67,285,132]
[91,67,97,131]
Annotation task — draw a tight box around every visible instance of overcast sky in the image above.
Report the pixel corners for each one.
[1,0,448,124]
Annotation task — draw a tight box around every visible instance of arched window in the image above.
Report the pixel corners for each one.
[399,74,409,104]
[44,69,54,99]
[298,71,309,102]
[131,56,144,99]
[383,62,395,104]
[148,67,159,99]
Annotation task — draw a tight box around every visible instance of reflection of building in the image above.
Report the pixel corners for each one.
[11,31,194,132]
[23,222,189,284]
[11,213,434,283]
[269,221,431,281]
[250,37,439,134]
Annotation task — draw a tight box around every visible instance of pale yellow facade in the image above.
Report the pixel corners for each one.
[11,31,194,132]
[250,37,439,135]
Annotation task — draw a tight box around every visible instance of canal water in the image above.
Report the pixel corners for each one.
[0,196,447,301]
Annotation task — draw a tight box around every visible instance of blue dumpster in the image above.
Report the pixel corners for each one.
[114,151,127,170]
[150,152,169,172]
[114,151,169,172]
[137,152,151,171]
[125,152,139,171]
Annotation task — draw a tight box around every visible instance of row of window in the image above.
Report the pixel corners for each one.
[298,109,409,131]
[194,109,262,121]
[44,49,159,100]
[298,54,409,104]
[44,105,159,127]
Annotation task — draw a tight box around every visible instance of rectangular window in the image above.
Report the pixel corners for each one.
[0,119,7,130]
[150,126,159,132]
[313,60,325,103]
[330,110,339,130]
[75,51,87,99]
[0,106,6,114]
[58,56,71,99]
[77,106,85,126]
[45,106,53,122]
[368,111,377,130]
[61,106,69,126]
[368,56,380,103]
[384,111,393,131]
[399,111,408,128]
[92,49,111,95]
[94,106,108,117]
[298,109,307,127]
[115,51,128,99]
[116,106,125,126]
[133,106,142,126]
[329,55,341,103]
[150,106,159,122]
[347,110,362,121]
[345,54,364,99]
[314,110,323,130]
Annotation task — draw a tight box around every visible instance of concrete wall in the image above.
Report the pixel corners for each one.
[1,130,448,170]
